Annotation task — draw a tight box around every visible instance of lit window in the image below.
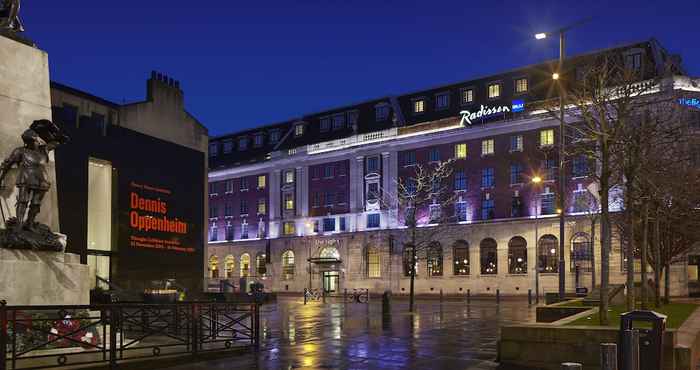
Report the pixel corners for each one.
[436,93,450,110]
[257,175,266,189]
[481,139,495,156]
[510,135,523,152]
[257,198,266,214]
[282,251,295,278]
[240,254,250,277]
[320,117,330,132]
[284,170,295,184]
[480,238,497,274]
[367,214,380,228]
[295,124,304,136]
[515,78,528,93]
[454,143,467,159]
[87,158,113,252]
[427,244,443,276]
[375,105,390,121]
[284,193,294,210]
[429,148,440,162]
[283,222,295,236]
[488,83,501,99]
[223,139,233,154]
[508,237,528,274]
[453,241,469,275]
[538,235,559,272]
[540,129,555,147]
[461,89,474,104]
[367,248,380,278]
[238,137,248,151]
[413,99,425,114]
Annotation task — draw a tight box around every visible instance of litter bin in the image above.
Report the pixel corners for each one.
[619,310,666,370]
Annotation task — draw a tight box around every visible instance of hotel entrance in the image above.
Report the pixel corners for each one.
[308,242,343,294]
[323,271,339,293]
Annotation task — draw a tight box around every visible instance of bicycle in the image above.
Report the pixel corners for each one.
[345,289,368,304]
[304,288,321,301]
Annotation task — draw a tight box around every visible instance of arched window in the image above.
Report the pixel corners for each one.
[240,253,250,277]
[224,255,235,278]
[403,246,416,277]
[508,236,528,274]
[453,240,470,275]
[320,246,340,260]
[571,233,592,272]
[538,235,559,273]
[256,253,267,276]
[367,247,381,278]
[282,250,295,279]
[480,238,498,275]
[209,255,219,278]
[427,243,443,276]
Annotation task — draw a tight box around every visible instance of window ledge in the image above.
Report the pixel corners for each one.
[506,273,529,277]
[479,274,499,278]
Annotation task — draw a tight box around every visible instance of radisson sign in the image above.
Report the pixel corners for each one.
[459,100,525,126]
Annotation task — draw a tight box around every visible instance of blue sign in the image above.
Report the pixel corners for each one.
[512,100,525,113]
[679,98,700,109]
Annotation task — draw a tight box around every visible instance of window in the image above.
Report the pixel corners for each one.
[238,137,248,151]
[508,237,527,274]
[543,159,557,181]
[226,222,234,240]
[453,241,470,275]
[510,164,523,185]
[256,253,266,276]
[405,178,417,195]
[429,148,440,162]
[427,243,443,276]
[540,129,555,147]
[225,180,234,193]
[338,164,347,176]
[257,219,266,238]
[224,202,233,217]
[324,165,334,178]
[403,151,416,166]
[284,193,294,210]
[257,175,266,189]
[62,104,78,126]
[429,203,441,223]
[240,254,250,277]
[541,189,556,215]
[312,192,320,208]
[240,177,249,191]
[320,117,331,132]
[282,251,295,279]
[283,222,296,236]
[87,158,112,252]
[209,222,218,242]
[224,255,235,278]
[284,170,295,184]
[481,168,495,188]
[240,219,249,239]
[480,238,498,274]
[313,220,320,233]
[294,124,304,136]
[209,255,219,278]
[325,191,335,205]
[367,183,379,202]
[481,198,495,220]
[257,198,266,214]
[625,53,642,71]
[515,78,528,93]
[455,201,467,221]
[454,143,467,159]
[538,235,559,273]
[367,247,381,278]
[510,135,523,152]
[209,182,218,196]
[430,179,440,194]
[481,139,495,156]
[367,213,380,228]
[223,139,233,154]
[269,129,280,143]
[332,114,345,130]
[210,205,218,219]
[209,142,218,157]
[339,217,346,231]
[347,110,359,127]
[573,186,593,213]
[454,170,467,191]
[254,134,264,147]
[239,199,248,215]
[571,233,592,272]
[366,156,380,172]
[572,155,589,177]
[403,247,416,277]
[413,99,425,114]
[375,104,390,121]
[511,194,523,217]
[436,92,450,110]
[323,218,335,232]
[461,88,474,105]
[488,83,501,99]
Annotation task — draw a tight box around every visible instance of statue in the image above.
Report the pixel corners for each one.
[0,0,23,33]
[0,120,69,251]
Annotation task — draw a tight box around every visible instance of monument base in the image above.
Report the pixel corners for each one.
[0,249,90,305]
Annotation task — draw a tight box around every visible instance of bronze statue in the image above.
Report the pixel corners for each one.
[0,0,23,33]
[0,120,68,250]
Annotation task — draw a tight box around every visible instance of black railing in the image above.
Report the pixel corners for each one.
[0,300,259,370]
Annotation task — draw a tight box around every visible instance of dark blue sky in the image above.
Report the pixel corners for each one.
[24,0,699,136]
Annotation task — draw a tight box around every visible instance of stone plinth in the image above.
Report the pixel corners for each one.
[0,249,90,305]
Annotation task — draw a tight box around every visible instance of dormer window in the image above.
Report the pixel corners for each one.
[209,142,218,157]
[222,139,233,154]
[375,104,390,122]
[488,83,501,99]
[332,114,345,130]
[413,98,425,114]
[269,129,280,143]
[295,124,304,137]
[320,117,330,132]
[515,78,528,94]
[253,133,264,147]
[238,137,248,151]
[347,110,359,127]
[435,92,450,110]
[625,53,642,71]
[461,88,474,105]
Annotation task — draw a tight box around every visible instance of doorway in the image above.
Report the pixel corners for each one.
[322,271,339,293]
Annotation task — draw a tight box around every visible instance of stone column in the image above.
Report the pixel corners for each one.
[268,170,281,238]
[295,166,308,217]
[354,156,365,230]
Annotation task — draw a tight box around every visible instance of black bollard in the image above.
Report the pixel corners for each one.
[440,289,443,302]
[467,289,471,304]
[496,289,500,304]
[382,290,391,315]
[528,289,532,305]
[344,288,347,303]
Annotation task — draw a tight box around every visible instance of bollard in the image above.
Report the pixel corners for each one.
[561,363,582,370]
[600,343,617,370]
[528,289,532,305]
[366,288,370,303]
[467,289,470,304]
[440,289,443,302]
[620,329,640,370]
[322,289,326,304]
[344,288,347,303]
[496,289,500,304]
[382,291,391,316]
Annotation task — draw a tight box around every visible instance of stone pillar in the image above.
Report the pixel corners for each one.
[295,166,308,217]
[354,156,365,230]
[0,36,57,231]
[268,170,281,238]
[382,151,398,228]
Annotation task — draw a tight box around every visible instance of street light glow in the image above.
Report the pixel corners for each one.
[532,176,542,184]
[552,73,560,80]
[535,33,547,40]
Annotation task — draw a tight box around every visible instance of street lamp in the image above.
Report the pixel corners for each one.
[532,176,542,303]
[534,18,590,300]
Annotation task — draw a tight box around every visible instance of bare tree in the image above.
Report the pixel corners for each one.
[381,159,457,312]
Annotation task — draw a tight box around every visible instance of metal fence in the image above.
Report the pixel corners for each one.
[0,300,259,370]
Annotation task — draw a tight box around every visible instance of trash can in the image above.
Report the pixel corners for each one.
[619,310,667,370]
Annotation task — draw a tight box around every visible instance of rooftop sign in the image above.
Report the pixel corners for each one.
[679,98,700,109]
[459,100,525,126]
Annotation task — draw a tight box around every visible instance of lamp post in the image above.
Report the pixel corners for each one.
[532,176,542,304]
[535,19,590,299]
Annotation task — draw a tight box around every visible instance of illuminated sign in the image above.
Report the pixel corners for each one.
[460,105,510,126]
[512,100,525,113]
[679,98,700,109]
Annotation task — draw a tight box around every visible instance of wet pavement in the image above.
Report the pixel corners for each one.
[163,296,535,370]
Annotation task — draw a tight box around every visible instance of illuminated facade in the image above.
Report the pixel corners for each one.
[207,39,698,296]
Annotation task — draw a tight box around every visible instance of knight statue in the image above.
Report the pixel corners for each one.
[0,0,23,33]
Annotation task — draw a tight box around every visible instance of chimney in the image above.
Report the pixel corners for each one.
[146,70,184,110]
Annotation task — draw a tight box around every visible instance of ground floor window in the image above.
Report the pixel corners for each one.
[367,247,380,278]
[508,236,527,274]
[209,255,219,278]
[282,250,295,278]
[538,235,559,273]
[453,241,469,275]
[224,255,235,278]
[403,246,416,277]
[240,253,250,277]
[427,243,443,276]
[256,253,267,276]
[87,253,111,289]
[571,233,592,272]
[480,238,498,274]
